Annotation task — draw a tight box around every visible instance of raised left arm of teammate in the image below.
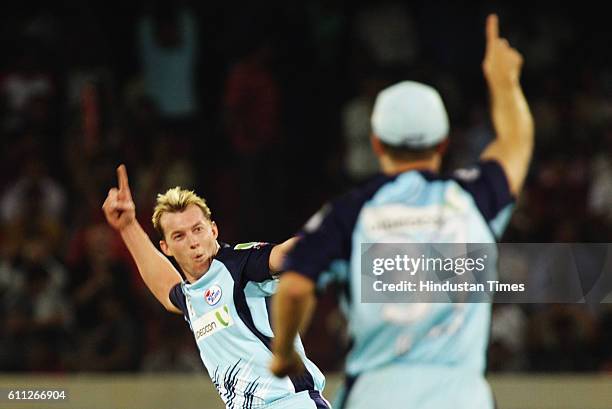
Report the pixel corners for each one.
[268,237,300,273]
[270,271,316,377]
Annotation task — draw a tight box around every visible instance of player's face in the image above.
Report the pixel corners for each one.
[159,204,219,279]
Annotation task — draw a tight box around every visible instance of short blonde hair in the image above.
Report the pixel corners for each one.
[152,187,212,238]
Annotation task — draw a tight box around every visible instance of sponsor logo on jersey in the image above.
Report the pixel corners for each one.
[362,204,446,235]
[453,167,481,182]
[193,305,234,341]
[234,242,268,250]
[204,284,222,306]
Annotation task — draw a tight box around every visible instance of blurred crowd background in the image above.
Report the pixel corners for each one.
[0,0,611,375]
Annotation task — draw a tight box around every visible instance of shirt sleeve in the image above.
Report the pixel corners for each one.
[243,243,275,283]
[283,201,352,284]
[452,159,514,221]
[169,283,187,314]
[284,174,395,286]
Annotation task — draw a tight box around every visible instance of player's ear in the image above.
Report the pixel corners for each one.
[210,221,218,239]
[436,139,450,156]
[370,133,385,157]
[160,240,172,256]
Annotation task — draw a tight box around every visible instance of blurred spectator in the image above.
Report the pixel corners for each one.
[223,38,283,239]
[138,4,199,121]
[527,305,598,371]
[352,1,418,70]
[0,157,66,254]
[71,292,139,371]
[488,305,527,372]
[2,261,70,371]
[307,0,347,72]
[224,40,281,157]
[0,158,66,225]
[141,315,202,373]
[68,223,135,332]
[341,76,386,184]
[588,129,612,223]
[0,41,55,134]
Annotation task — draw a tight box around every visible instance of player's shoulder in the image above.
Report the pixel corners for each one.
[450,160,507,184]
[448,160,514,221]
[405,159,509,192]
[302,174,399,235]
[216,241,273,266]
[335,173,400,211]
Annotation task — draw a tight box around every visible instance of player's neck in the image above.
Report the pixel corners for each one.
[380,156,440,175]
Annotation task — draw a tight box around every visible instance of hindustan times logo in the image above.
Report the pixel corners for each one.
[372,254,488,276]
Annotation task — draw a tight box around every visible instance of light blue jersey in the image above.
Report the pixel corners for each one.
[169,243,329,409]
[285,160,514,409]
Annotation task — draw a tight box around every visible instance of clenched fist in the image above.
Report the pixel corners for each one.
[270,349,305,378]
[102,164,136,231]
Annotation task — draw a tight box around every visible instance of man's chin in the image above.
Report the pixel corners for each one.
[190,260,209,275]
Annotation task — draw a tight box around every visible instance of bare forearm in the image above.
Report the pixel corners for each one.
[272,272,315,356]
[482,83,534,194]
[119,221,181,308]
[489,85,534,147]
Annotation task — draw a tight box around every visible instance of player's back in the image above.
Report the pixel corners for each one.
[287,160,514,408]
[345,164,505,374]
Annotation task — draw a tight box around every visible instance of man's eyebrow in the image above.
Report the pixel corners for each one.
[169,220,204,236]
[169,222,204,236]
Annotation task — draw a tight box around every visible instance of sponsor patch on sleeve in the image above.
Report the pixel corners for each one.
[233,242,268,250]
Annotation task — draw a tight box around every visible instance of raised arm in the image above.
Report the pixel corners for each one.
[480,14,535,196]
[268,237,300,273]
[102,165,182,314]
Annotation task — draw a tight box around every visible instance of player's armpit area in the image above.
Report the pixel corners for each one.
[164,299,183,314]
[480,133,533,197]
[167,283,187,314]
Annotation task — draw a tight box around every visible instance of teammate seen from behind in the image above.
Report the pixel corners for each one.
[270,14,534,409]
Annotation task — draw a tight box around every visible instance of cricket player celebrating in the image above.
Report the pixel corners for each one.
[102,166,329,409]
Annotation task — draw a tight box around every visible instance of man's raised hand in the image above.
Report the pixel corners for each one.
[102,164,136,231]
[482,14,524,91]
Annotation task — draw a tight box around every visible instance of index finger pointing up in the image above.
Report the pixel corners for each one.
[486,14,499,46]
[117,164,130,193]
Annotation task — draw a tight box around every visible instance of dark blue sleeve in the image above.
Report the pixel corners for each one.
[243,243,275,282]
[452,160,514,222]
[283,202,352,283]
[169,283,187,313]
[284,174,396,284]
